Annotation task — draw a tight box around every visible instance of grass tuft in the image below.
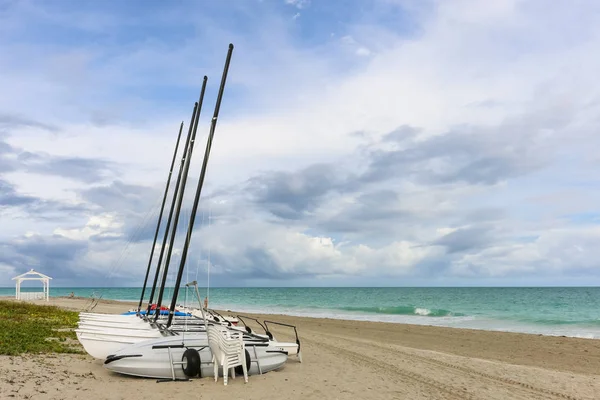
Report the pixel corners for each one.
[0,300,83,355]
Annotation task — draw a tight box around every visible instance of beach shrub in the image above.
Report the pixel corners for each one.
[0,300,83,355]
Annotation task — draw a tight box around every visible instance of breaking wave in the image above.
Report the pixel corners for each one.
[337,305,465,317]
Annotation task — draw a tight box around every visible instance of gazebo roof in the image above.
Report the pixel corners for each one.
[12,268,53,280]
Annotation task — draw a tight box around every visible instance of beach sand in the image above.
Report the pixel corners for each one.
[1,297,600,399]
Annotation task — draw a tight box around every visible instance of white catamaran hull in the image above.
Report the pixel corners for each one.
[78,321,159,331]
[77,318,207,331]
[78,315,146,325]
[103,334,288,379]
[75,329,167,359]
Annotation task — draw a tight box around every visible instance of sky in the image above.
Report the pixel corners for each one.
[1,0,600,288]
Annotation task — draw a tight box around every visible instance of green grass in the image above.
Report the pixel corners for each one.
[0,300,84,356]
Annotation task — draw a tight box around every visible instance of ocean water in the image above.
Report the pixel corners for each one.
[2,286,600,339]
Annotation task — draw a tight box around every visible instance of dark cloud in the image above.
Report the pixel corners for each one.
[459,207,507,224]
[246,163,347,219]
[0,140,13,154]
[316,189,412,236]
[467,99,502,108]
[0,136,116,183]
[0,179,37,207]
[81,180,163,245]
[0,234,88,281]
[206,247,318,281]
[432,225,496,254]
[362,124,547,186]
[23,153,115,183]
[0,178,90,219]
[0,233,148,287]
[81,180,159,212]
[79,179,220,247]
[0,138,17,173]
[0,113,59,133]
[0,112,115,183]
[241,113,557,225]
[381,125,420,143]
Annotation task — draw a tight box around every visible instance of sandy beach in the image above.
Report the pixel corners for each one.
[1,297,600,399]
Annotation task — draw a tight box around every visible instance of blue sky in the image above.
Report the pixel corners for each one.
[1,0,600,287]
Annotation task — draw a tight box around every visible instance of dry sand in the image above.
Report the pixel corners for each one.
[1,297,600,399]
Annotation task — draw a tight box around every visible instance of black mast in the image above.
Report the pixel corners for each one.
[145,89,203,317]
[167,44,234,327]
[153,76,209,321]
[136,122,185,315]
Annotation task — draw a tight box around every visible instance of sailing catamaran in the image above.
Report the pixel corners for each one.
[76,44,301,380]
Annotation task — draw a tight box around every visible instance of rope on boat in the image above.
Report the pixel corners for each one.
[106,192,164,279]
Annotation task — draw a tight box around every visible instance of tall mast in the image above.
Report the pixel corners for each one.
[207,203,211,308]
[136,122,185,315]
[145,84,204,317]
[167,44,234,327]
[154,76,209,320]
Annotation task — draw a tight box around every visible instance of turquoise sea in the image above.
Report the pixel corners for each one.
[2,286,600,339]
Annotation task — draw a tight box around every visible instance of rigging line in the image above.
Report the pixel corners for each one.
[107,207,159,279]
[148,95,203,317]
[165,45,234,328]
[181,205,189,310]
[106,195,163,279]
[153,205,187,307]
[207,201,211,308]
[111,193,163,273]
[170,205,189,310]
[184,223,190,340]
[194,206,205,283]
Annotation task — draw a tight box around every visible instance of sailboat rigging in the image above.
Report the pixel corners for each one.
[136,121,185,315]
[153,76,209,320]
[165,43,233,328]
[144,102,198,317]
[76,43,302,381]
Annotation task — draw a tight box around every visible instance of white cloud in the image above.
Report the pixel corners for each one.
[285,0,310,10]
[54,213,123,241]
[451,226,600,278]
[355,47,371,57]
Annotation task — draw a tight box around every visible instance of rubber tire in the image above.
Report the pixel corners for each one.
[235,349,251,376]
[181,348,201,377]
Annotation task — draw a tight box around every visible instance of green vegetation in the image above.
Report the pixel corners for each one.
[0,300,83,355]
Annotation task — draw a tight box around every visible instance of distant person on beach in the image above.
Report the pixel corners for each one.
[68,292,74,298]
[204,296,208,309]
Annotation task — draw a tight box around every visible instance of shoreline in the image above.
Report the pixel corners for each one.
[2,297,600,399]
[4,294,599,341]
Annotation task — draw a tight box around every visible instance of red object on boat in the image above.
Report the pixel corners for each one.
[148,304,173,311]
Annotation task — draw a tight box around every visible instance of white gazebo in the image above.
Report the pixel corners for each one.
[12,269,52,301]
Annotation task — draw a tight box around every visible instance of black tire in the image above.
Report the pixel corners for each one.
[234,349,251,376]
[181,348,201,377]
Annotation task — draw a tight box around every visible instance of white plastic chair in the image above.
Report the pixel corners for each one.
[207,324,248,385]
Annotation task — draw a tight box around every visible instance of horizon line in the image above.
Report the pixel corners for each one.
[2,285,600,289]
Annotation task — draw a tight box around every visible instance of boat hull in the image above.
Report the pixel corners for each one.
[103,334,288,379]
[75,329,167,359]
